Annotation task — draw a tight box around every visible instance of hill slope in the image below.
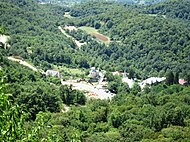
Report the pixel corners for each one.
[144,0,190,21]
[70,1,190,78]
[0,0,90,69]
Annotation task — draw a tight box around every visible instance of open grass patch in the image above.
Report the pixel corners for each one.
[54,65,86,79]
[79,26,110,44]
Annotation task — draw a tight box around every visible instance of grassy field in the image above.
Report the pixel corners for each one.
[79,26,110,44]
[54,65,87,79]
[79,26,98,34]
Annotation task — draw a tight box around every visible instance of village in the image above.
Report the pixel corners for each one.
[3,54,188,100]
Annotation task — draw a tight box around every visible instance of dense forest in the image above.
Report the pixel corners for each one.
[144,0,190,21]
[1,0,190,141]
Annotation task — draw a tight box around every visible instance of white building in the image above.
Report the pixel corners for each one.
[139,77,166,89]
[122,77,135,88]
[89,67,105,82]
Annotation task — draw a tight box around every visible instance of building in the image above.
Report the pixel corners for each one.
[89,67,100,79]
[88,67,105,82]
[45,70,62,78]
[122,77,134,88]
[179,79,187,85]
[139,77,166,89]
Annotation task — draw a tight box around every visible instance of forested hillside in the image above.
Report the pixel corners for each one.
[1,0,190,141]
[0,0,91,69]
[70,0,190,78]
[144,0,190,21]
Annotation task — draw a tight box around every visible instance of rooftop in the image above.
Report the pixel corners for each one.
[179,79,187,85]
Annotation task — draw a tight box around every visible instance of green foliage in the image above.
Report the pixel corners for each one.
[0,71,26,141]
[0,25,7,35]
[1,0,190,141]
[42,84,190,141]
[60,85,86,105]
[144,0,190,21]
[71,1,190,77]
[165,71,174,85]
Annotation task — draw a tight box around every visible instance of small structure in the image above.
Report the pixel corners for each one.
[122,77,135,88]
[0,35,10,49]
[139,77,166,89]
[64,25,78,31]
[46,70,62,78]
[122,71,134,88]
[88,67,101,81]
[179,79,187,85]
[88,67,106,83]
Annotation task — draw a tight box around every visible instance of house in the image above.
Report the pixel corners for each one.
[88,67,105,82]
[139,77,166,89]
[122,77,134,88]
[179,79,187,85]
[0,35,10,49]
[89,67,100,79]
[45,70,62,78]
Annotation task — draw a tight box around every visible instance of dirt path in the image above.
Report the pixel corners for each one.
[8,57,38,71]
[58,26,86,48]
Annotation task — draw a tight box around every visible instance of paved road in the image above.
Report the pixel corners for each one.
[61,80,115,100]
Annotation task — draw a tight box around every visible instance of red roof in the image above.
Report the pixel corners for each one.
[179,79,187,85]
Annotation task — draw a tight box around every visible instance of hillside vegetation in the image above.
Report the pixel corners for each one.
[144,0,190,21]
[1,0,190,141]
[70,1,190,78]
[0,0,90,70]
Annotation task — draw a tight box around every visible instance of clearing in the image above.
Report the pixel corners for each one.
[61,79,115,100]
[79,26,110,43]
[54,65,85,78]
